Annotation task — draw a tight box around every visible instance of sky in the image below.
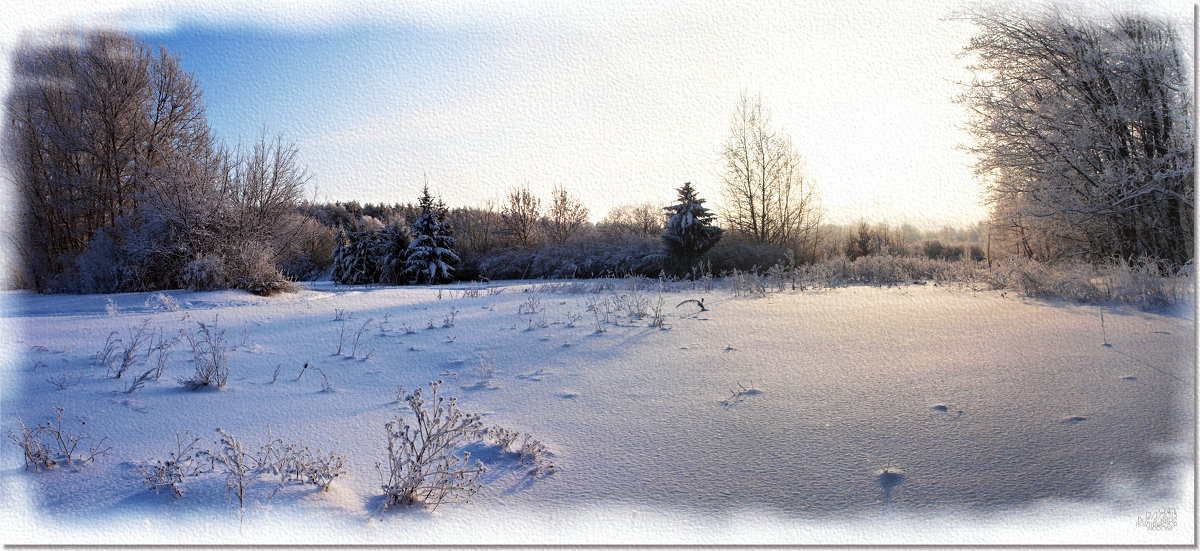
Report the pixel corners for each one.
[0,0,1193,230]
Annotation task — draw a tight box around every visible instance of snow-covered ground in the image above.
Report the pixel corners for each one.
[1,279,1193,544]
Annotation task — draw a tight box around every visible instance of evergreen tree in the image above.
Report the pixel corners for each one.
[662,182,723,276]
[377,222,411,285]
[332,226,381,285]
[330,226,350,284]
[404,186,459,284]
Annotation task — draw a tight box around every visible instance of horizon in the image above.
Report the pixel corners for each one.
[1,0,1192,232]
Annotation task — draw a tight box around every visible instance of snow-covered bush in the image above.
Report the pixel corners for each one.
[229,246,298,296]
[179,318,229,390]
[482,426,556,476]
[145,293,181,312]
[478,236,665,281]
[6,407,111,471]
[182,254,229,292]
[379,381,486,511]
[73,228,123,293]
[135,431,208,498]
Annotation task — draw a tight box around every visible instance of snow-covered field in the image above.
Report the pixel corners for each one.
[1,279,1193,544]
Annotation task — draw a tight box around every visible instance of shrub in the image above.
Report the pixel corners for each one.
[179,317,229,390]
[379,381,486,511]
[482,426,556,476]
[6,407,111,471]
[113,318,152,379]
[135,431,208,498]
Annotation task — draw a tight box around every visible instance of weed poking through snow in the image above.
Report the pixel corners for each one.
[720,380,762,408]
[179,317,229,390]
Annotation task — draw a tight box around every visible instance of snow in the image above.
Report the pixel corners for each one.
[1,280,1193,544]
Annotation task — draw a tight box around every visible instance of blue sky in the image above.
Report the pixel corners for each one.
[2,0,1192,229]
[135,22,505,148]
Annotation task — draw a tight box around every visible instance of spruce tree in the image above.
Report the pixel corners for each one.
[330,226,350,284]
[377,222,411,285]
[404,186,459,284]
[332,226,381,285]
[662,182,723,277]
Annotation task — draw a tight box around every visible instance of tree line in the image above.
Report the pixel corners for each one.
[5,9,1190,294]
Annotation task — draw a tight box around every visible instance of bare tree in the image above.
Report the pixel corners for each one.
[959,9,1193,265]
[500,185,541,247]
[5,30,211,290]
[542,185,589,244]
[599,202,664,239]
[719,93,823,261]
[450,200,501,255]
[4,29,309,292]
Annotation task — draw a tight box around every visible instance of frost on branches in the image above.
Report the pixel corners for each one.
[960,10,1194,265]
[662,182,723,276]
[404,186,459,285]
[379,381,485,511]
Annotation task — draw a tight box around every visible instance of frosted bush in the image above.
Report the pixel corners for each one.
[135,431,208,498]
[113,318,152,378]
[181,254,228,291]
[518,292,543,315]
[482,425,556,476]
[6,407,111,471]
[95,330,121,371]
[379,380,486,511]
[45,367,82,391]
[145,293,181,312]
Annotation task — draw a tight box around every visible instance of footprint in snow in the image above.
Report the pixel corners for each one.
[559,392,579,400]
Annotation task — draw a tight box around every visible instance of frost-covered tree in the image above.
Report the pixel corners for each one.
[404,186,459,284]
[960,9,1193,265]
[377,222,411,285]
[4,29,308,293]
[662,183,723,276]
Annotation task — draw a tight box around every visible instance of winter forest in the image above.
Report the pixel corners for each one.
[1,3,1195,546]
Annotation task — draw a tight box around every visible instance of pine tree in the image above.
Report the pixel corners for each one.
[662,182,723,277]
[377,222,410,285]
[404,186,459,284]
